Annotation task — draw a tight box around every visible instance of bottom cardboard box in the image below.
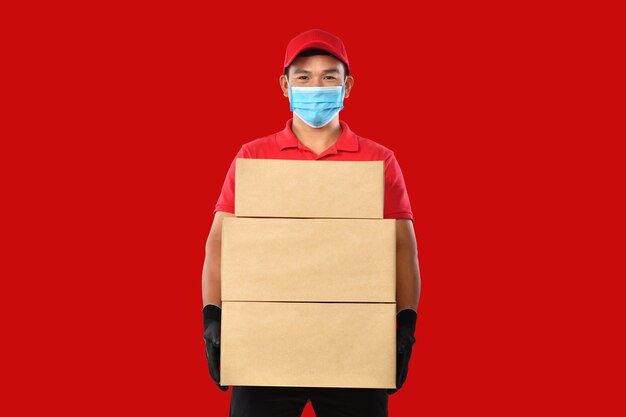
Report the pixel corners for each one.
[221,301,396,389]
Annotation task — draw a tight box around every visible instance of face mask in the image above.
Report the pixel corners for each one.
[287,79,346,128]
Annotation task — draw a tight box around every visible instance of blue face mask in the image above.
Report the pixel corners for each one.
[287,80,346,128]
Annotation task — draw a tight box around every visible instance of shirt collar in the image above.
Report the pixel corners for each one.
[276,118,359,153]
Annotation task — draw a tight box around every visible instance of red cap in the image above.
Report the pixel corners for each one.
[283,29,350,72]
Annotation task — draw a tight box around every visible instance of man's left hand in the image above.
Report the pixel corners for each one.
[388,308,417,395]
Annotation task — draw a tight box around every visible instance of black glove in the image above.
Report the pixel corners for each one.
[203,304,229,392]
[388,308,417,395]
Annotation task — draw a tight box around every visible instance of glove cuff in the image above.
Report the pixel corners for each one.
[397,308,417,334]
[203,304,222,331]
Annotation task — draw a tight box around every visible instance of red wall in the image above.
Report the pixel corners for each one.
[1,1,624,416]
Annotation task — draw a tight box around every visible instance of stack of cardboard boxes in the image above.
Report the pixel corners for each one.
[220,158,397,389]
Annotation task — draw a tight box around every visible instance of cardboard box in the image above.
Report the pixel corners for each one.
[220,301,396,388]
[220,159,395,388]
[234,158,385,219]
[221,217,396,303]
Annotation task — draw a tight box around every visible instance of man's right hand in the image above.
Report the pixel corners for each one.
[203,304,229,392]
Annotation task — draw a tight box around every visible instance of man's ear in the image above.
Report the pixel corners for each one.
[344,75,354,98]
[279,74,289,97]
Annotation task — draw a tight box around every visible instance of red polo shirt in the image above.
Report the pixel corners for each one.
[214,118,414,221]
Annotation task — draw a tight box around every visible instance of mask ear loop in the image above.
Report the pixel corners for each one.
[340,76,347,100]
[286,77,295,111]
[341,74,349,99]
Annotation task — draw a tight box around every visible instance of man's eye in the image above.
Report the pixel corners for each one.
[297,76,308,80]
[324,76,336,80]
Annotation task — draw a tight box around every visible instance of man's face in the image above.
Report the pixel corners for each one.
[288,54,345,86]
[280,54,354,98]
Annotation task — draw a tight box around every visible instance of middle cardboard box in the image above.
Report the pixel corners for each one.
[221,217,396,303]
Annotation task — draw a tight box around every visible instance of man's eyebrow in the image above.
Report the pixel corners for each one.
[292,68,341,74]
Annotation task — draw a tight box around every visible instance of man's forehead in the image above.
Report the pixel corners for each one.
[292,67,341,74]
[289,54,344,71]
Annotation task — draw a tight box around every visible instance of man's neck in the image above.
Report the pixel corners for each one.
[291,116,343,156]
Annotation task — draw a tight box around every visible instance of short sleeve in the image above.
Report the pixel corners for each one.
[213,145,249,215]
[383,152,414,221]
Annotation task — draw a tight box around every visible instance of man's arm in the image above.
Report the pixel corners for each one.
[396,219,420,313]
[202,211,235,308]
[201,210,234,391]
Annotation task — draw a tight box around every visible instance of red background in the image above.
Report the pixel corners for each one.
[1,1,624,416]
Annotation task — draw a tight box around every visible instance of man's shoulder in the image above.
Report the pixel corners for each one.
[237,131,279,157]
[243,133,277,148]
[355,133,395,161]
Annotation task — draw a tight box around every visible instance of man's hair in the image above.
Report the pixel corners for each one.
[284,48,350,79]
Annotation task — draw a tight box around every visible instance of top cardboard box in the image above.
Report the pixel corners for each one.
[234,159,385,219]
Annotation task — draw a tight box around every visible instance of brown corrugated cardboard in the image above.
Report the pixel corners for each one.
[221,217,396,303]
[221,159,395,388]
[220,301,396,388]
[234,158,385,219]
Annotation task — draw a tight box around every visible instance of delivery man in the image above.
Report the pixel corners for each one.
[201,28,421,417]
